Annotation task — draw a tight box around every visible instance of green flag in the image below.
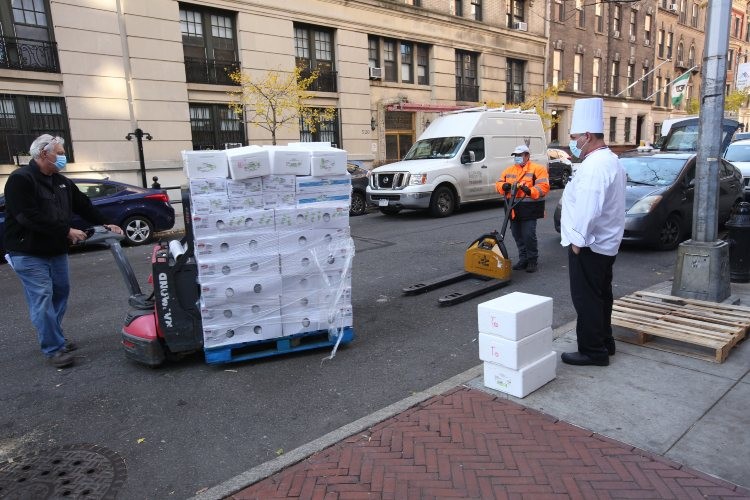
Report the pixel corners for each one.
[671,71,692,107]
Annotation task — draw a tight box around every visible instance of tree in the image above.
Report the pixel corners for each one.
[228,67,335,145]
[485,81,567,131]
[679,89,748,115]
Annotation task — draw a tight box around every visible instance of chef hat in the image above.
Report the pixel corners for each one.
[570,97,604,134]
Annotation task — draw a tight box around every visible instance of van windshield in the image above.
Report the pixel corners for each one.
[403,137,465,160]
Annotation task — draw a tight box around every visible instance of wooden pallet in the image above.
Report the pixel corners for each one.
[611,291,750,363]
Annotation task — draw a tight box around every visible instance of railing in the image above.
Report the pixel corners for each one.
[456,84,479,102]
[0,36,59,73]
[299,68,338,92]
[1,133,46,165]
[506,89,526,104]
[184,57,239,85]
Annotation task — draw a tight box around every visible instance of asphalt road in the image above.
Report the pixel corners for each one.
[0,188,680,499]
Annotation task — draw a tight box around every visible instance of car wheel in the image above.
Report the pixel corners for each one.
[122,215,154,245]
[657,214,682,250]
[429,186,456,218]
[350,191,367,216]
[379,206,401,216]
[560,169,571,187]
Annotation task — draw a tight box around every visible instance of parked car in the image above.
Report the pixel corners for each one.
[553,152,744,250]
[0,178,175,256]
[547,148,573,187]
[347,162,370,216]
[722,138,750,200]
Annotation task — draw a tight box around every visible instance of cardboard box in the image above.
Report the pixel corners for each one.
[226,178,263,197]
[280,244,353,275]
[200,274,282,307]
[190,177,228,197]
[477,293,553,340]
[200,297,281,327]
[288,142,348,177]
[183,150,229,179]
[295,175,351,194]
[483,351,557,398]
[197,254,280,278]
[226,145,271,179]
[280,292,318,316]
[266,147,311,175]
[281,312,320,336]
[195,231,279,259]
[203,318,283,348]
[478,327,553,370]
[262,174,296,192]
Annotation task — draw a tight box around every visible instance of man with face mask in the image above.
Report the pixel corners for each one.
[560,98,626,367]
[495,144,550,273]
[4,134,123,368]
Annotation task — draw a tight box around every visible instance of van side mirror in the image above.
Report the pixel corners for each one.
[461,150,475,164]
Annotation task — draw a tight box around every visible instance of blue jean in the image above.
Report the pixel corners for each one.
[8,253,70,356]
[510,218,538,263]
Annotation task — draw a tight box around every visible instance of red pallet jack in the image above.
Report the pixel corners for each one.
[402,184,523,306]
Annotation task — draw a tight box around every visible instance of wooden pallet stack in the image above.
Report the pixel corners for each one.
[611,291,750,363]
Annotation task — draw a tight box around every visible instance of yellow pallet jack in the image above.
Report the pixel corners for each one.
[403,184,520,306]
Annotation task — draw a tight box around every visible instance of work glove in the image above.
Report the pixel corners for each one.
[519,184,532,196]
[501,182,512,193]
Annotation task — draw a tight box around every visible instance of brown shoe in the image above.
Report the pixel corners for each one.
[47,350,74,368]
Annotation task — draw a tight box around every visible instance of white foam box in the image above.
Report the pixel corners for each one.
[277,228,350,255]
[197,254,280,278]
[226,145,271,179]
[266,147,311,175]
[195,231,279,260]
[279,244,353,275]
[183,150,229,179]
[296,192,350,207]
[226,178,263,197]
[263,191,295,209]
[275,203,349,230]
[295,175,351,195]
[190,178,228,197]
[262,174,297,192]
[200,274,282,307]
[191,209,275,237]
[203,318,283,348]
[288,142,348,177]
[191,195,231,215]
[201,297,280,326]
[228,195,264,211]
[280,292,319,316]
[478,327,553,371]
[483,351,557,398]
[477,292,553,341]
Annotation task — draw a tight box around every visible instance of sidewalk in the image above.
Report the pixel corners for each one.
[194,281,750,500]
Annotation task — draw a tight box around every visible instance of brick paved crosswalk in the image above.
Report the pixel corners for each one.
[231,387,750,499]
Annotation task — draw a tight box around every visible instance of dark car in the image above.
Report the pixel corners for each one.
[547,148,573,187]
[554,153,744,250]
[0,178,175,255]
[348,162,371,216]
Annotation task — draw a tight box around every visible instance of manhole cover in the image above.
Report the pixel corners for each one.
[0,444,126,499]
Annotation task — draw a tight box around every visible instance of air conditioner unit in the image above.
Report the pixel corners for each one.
[614,30,621,38]
[369,66,383,80]
[644,39,651,46]
[513,21,528,31]
[629,35,636,43]
[668,3,678,12]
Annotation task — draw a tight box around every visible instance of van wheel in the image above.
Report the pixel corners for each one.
[430,186,455,217]
[379,206,401,215]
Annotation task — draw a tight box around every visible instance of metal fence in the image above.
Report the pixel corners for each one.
[0,36,59,73]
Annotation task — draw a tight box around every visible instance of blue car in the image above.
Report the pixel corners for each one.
[1,178,176,255]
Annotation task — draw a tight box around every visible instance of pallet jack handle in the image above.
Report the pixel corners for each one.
[498,184,521,241]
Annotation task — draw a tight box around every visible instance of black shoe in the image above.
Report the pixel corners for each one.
[526,261,538,273]
[605,339,616,356]
[512,261,528,271]
[63,341,78,353]
[47,350,74,368]
[561,351,609,366]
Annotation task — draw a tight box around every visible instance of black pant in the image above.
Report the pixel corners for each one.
[568,246,616,361]
[510,218,538,263]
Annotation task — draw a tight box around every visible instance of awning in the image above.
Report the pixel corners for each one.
[385,102,470,112]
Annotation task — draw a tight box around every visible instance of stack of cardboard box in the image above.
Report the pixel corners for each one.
[477,292,557,398]
[182,144,354,350]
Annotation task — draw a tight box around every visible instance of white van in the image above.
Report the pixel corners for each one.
[366,108,548,217]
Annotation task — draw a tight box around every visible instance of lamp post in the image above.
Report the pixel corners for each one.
[126,128,153,188]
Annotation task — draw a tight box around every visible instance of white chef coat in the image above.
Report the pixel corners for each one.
[560,147,626,256]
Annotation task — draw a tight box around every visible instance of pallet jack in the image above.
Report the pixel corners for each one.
[402,184,523,306]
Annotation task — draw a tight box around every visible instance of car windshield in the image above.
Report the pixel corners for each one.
[724,144,750,162]
[621,157,687,186]
[403,137,465,160]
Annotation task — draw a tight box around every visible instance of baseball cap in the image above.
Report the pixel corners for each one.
[512,144,530,155]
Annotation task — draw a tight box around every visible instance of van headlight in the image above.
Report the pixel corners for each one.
[627,195,662,215]
[409,173,427,185]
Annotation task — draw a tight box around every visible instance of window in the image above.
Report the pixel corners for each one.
[625,117,632,143]
[688,45,695,67]
[666,77,672,108]
[300,108,340,147]
[595,2,603,32]
[552,50,562,86]
[507,58,526,104]
[677,43,684,64]
[656,76,663,106]
[0,0,59,72]
[189,103,244,150]
[574,54,583,92]
[455,0,463,16]
[295,24,336,92]
[691,3,699,28]
[465,137,486,162]
[507,0,524,27]
[385,111,414,162]
[609,117,617,143]
[679,0,687,23]
[417,45,429,85]
[471,0,482,21]
[734,16,741,38]
[613,5,622,33]
[645,15,652,44]
[401,42,413,84]
[610,61,620,95]
[554,0,564,22]
[383,39,396,82]
[368,36,379,69]
[747,22,750,42]
[666,32,673,59]
[456,50,479,101]
[629,9,637,38]
[576,0,585,29]
[626,64,634,97]
[0,94,72,164]
[728,49,734,69]
[593,57,601,94]
[180,4,238,85]
[658,29,665,58]
[642,68,650,98]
